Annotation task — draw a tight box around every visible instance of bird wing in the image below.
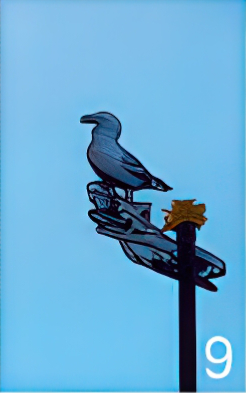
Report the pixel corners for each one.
[117,147,152,181]
[89,140,152,186]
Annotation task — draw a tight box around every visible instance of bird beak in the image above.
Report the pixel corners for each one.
[80,114,98,124]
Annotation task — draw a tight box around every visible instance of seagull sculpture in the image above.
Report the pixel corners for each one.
[80,112,172,202]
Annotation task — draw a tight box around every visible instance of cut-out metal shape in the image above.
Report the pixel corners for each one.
[81,111,227,392]
[80,112,172,202]
[87,182,225,292]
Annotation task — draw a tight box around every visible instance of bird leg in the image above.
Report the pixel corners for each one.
[126,189,133,203]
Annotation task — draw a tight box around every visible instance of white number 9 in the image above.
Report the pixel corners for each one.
[205,336,232,379]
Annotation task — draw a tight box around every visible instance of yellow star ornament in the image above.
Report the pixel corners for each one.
[161,199,207,232]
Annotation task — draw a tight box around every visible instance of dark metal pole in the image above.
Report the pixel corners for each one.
[176,222,197,392]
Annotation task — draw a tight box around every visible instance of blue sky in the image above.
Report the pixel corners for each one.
[1,0,245,391]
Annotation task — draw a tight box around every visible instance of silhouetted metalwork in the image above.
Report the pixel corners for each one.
[87,182,225,292]
[81,112,172,202]
[81,112,226,393]
[177,222,197,392]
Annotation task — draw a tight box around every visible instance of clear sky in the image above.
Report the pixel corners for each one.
[1,0,245,391]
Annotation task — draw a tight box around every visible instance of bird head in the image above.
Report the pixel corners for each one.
[80,112,121,140]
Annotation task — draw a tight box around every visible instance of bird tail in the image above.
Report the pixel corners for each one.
[151,176,173,192]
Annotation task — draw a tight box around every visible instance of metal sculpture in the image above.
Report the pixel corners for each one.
[80,112,172,202]
[81,113,226,392]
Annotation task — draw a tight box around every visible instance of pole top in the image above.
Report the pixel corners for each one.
[161,199,207,232]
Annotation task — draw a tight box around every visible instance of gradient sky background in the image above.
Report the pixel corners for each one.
[1,0,245,391]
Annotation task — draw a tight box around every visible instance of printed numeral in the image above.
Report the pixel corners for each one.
[205,336,232,379]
